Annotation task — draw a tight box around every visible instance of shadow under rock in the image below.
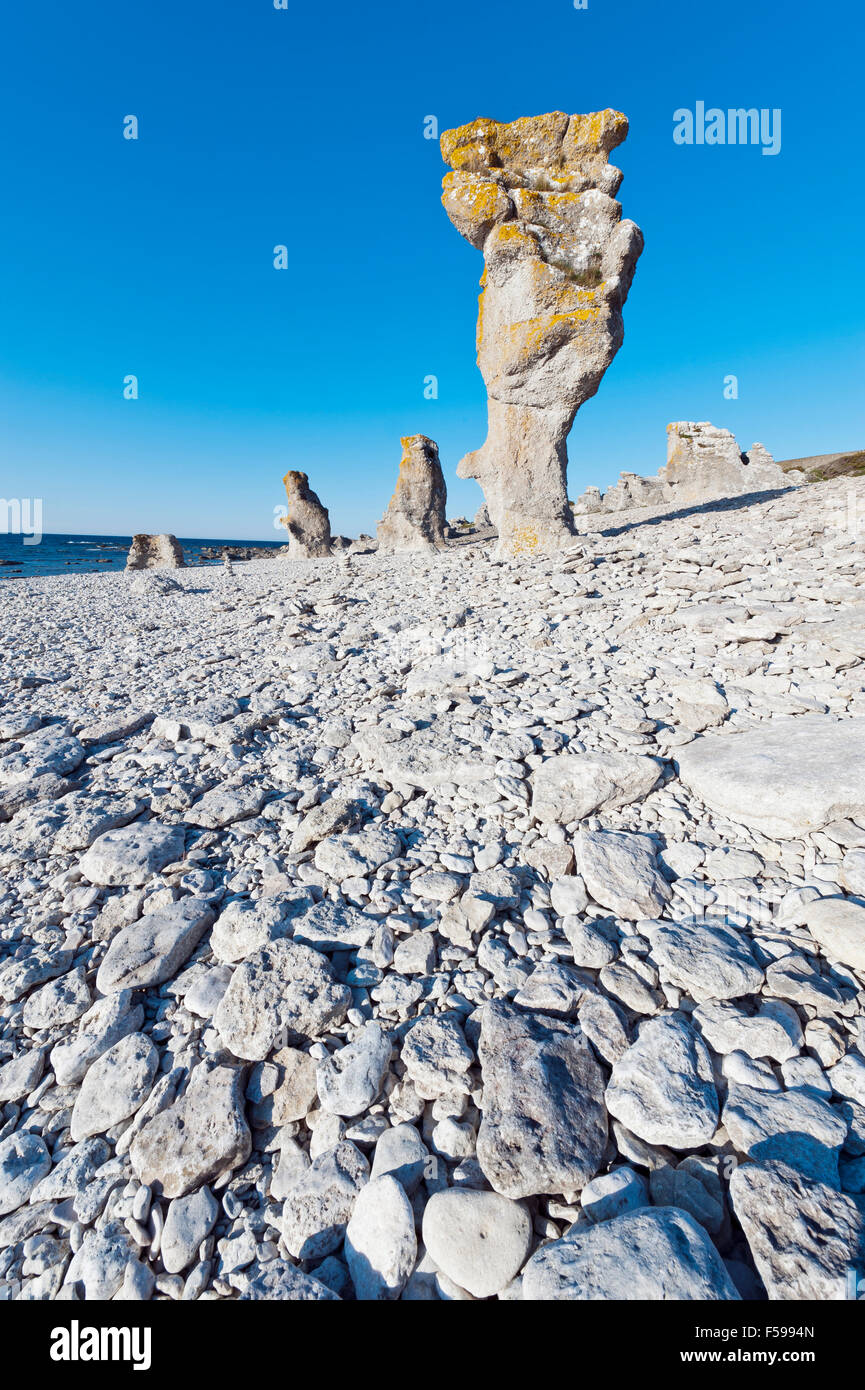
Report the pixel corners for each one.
[592,487,799,538]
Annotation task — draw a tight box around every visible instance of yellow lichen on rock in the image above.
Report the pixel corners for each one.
[377,436,448,555]
[513,189,583,227]
[509,308,600,363]
[440,109,643,557]
[509,522,541,555]
[564,109,629,158]
[441,109,630,193]
[441,172,513,249]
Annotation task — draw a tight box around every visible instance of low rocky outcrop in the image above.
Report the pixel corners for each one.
[591,471,667,512]
[125,534,186,570]
[376,436,447,554]
[573,422,806,516]
[441,109,643,557]
[280,472,333,559]
[348,534,377,555]
[663,423,803,504]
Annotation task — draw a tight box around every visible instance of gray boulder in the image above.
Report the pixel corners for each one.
[476,1000,607,1199]
[605,1013,719,1149]
[96,899,214,993]
[531,750,662,824]
[676,716,865,839]
[282,1141,369,1261]
[213,939,351,1061]
[129,1064,251,1198]
[345,1174,417,1300]
[730,1159,865,1299]
[422,1187,532,1298]
[522,1206,740,1299]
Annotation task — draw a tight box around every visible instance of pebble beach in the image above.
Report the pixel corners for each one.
[1,475,865,1302]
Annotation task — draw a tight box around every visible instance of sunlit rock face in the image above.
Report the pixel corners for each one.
[125,535,186,570]
[281,472,333,559]
[572,423,804,517]
[377,436,448,554]
[441,110,643,556]
[663,424,803,504]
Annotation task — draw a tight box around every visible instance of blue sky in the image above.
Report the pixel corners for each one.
[1,0,863,540]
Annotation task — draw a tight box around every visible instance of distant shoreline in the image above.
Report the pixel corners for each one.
[0,533,287,581]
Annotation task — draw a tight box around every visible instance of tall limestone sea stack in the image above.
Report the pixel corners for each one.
[377,435,448,554]
[281,471,333,559]
[441,110,643,557]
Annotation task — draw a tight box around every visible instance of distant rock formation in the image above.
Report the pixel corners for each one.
[597,472,666,512]
[376,436,448,554]
[663,423,802,504]
[441,109,643,557]
[474,502,492,529]
[572,423,805,516]
[125,534,186,570]
[349,534,378,555]
[280,472,333,559]
[573,485,604,515]
[198,544,287,563]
